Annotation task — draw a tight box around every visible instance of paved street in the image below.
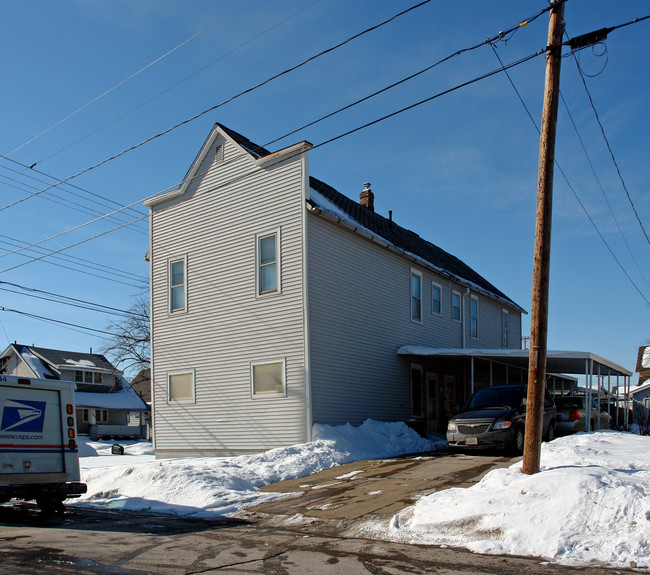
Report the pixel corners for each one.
[0,453,634,574]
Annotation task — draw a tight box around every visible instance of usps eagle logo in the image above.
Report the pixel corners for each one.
[1,399,47,432]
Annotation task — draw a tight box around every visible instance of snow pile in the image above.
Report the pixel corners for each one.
[76,419,441,517]
[389,431,650,568]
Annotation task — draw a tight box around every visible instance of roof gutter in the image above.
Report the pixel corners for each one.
[307,202,526,315]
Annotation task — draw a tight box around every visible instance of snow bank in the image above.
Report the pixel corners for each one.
[75,419,441,517]
[389,431,650,568]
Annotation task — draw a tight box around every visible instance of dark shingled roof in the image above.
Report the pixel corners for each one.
[218,123,521,310]
[28,345,116,372]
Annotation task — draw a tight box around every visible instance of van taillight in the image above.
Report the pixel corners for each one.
[569,409,580,421]
[67,417,74,427]
[66,404,73,414]
[68,428,75,438]
[69,440,76,450]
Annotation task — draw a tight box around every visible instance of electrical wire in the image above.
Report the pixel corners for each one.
[3,0,257,161]
[0,0,432,215]
[0,280,146,318]
[31,0,322,168]
[489,43,650,306]
[0,306,120,338]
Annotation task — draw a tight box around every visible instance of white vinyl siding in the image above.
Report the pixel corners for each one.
[411,269,422,323]
[470,295,479,339]
[150,132,308,456]
[502,309,510,348]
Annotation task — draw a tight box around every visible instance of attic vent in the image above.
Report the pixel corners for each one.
[214,144,224,164]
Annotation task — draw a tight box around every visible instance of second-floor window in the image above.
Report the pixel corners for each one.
[258,232,279,295]
[502,309,510,348]
[432,283,442,315]
[169,258,186,312]
[452,291,461,322]
[470,295,479,339]
[411,270,422,322]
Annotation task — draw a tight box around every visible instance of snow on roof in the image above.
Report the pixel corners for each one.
[643,347,650,369]
[19,347,57,379]
[65,358,98,368]
[75,376,148,411]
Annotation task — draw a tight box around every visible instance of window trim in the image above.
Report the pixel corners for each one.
[470,295,479,339]
[451,290,462,323]
[250,359,286,398]
[501,309,510,348]
[167,369,196,403]
[256,228,281,297]
[431,282,442,316]
[168,255,188,313]
[410,269,423,323]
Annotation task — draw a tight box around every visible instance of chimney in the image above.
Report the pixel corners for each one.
[360,182,374,211]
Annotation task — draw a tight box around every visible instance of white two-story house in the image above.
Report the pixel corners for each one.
[145,124,525,457]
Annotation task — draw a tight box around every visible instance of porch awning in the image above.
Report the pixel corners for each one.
[397,346,632,377]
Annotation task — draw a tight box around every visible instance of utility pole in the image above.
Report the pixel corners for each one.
[522,0,565,476]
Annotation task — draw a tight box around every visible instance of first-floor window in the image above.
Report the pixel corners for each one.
[251,360,285,396]
[168,371,195,402]
[452,291,461,322]
[502,310,510,348]
[169,257,186,312]
[470,295,479,339]
[411,270,422,322]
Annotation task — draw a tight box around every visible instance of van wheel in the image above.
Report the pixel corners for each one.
[511,426,525,455]
[544,421,556,442]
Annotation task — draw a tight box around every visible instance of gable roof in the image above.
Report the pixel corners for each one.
[146,123,523,311]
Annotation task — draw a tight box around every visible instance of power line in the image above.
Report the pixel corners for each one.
[0,0,432,215]
[0,306,120,338]
[489,42,650,306]
[3,0,257,161]
[0,280,146,318]
[30,0,322,168]
[568,42,650,245]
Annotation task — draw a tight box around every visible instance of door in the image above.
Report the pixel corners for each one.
[425,373,442,432]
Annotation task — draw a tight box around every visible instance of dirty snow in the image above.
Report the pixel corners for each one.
[74,421,650,569]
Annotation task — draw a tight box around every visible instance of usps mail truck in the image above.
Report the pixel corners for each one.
[0,374,87,512]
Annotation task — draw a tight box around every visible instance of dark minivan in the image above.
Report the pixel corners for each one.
[446,384,556,453]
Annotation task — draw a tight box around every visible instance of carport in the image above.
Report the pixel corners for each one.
[397,346,632,431]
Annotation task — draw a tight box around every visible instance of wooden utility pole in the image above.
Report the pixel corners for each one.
[522,0,565,475]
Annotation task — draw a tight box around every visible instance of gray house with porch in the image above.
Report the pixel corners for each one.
[146,124,527,458]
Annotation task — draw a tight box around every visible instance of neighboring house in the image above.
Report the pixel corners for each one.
[0,343,148,439]
[130,368,152,439]
[144,123,526,458]
[635,345,650,386]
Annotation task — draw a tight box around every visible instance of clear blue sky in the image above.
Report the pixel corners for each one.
[1,0,648,378]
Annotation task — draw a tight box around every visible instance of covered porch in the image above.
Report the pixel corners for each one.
[398,346,632,434]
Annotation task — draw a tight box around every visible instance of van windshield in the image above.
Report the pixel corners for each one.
[462,387,524,411]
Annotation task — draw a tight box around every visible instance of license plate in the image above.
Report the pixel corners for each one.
[465,437,478,445]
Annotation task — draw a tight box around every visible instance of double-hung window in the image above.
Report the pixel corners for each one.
[169,257,186,312]
[452,291,461,322]
[470,295,479,339]
[431,283,442,315]
[258,231,279,295]
[502,310,510,348]
[411,270,422,322]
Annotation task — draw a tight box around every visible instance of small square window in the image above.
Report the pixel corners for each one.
[168,371,195,402]
[94,372,102,384]
[251,361,285,396]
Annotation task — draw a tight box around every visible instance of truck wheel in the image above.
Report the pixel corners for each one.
[37,497,65,514]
